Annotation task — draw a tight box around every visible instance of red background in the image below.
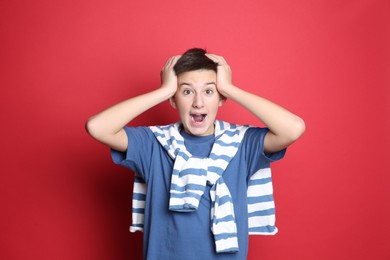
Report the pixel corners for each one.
[1,0,389,259]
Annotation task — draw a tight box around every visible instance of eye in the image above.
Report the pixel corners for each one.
[183,89,192,95]
[205,89,214,95]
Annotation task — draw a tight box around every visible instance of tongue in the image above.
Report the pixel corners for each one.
[193,115,204,122]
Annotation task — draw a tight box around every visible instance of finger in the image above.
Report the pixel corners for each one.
[206,54,227,66]
[170,55,181,68]
[163,57,173,68]
[205,53,219,63]
[162,55,179,71]
[218,56,228,65]
[167,55,181,68]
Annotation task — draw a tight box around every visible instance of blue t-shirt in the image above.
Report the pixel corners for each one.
[111,125,285,260]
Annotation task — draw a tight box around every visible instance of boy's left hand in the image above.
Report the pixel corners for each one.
[205,54,234,96]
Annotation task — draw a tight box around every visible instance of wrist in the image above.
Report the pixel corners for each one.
[219,84,237,99]
[160,83,177,99]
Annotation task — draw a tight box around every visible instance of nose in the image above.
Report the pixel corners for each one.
[192,92,204,108]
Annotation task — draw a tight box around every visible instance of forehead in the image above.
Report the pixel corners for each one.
[177,69,217,86]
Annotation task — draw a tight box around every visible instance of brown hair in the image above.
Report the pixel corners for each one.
[173,48,218,76]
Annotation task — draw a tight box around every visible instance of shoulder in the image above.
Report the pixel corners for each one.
[244,126,269,138]
[124,125,155,139]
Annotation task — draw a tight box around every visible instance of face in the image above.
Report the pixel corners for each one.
[170,69,225,136]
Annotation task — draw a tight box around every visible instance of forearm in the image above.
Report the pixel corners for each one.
[222,85,305,150]
[86,55,180,151]
[86,87,173,142]
[202,53,304,152]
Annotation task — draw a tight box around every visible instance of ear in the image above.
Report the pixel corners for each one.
[218,95,227,107]
[169,97,177,109]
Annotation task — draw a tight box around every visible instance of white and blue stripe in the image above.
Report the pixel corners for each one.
[129,176,146,232]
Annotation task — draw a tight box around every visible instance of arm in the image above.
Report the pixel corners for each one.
[85,55,180,152]
[206,54,305,153]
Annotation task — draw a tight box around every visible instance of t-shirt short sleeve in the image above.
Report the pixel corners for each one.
[110,126,154,179]
[243,127,286,176]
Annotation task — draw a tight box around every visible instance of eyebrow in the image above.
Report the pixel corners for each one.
[179,82,216,87]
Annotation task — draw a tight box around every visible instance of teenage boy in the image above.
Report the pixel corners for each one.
[86,48,305,259]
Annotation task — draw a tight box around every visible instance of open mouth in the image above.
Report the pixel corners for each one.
[191,114,207,124]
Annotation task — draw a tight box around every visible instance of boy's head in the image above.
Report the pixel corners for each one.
[170,48,226,136]
[173,48,218,76]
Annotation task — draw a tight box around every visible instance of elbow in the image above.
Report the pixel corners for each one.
[85,116,101,139]
[289,116,306,142]
[267,117,306,152]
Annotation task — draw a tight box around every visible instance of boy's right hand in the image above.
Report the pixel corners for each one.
[161,55,181,97]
